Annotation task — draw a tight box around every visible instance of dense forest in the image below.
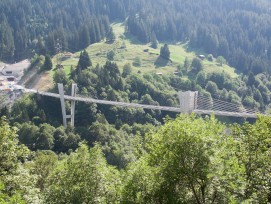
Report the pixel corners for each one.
[1,0,271,76]
[1,49,270,202]
[2,114,271,203]
[0,0,127,61]
[127,0,271,74]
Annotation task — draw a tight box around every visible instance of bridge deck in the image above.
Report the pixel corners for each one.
[25,89,260,118]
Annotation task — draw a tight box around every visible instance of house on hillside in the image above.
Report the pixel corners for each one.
[1,60,30,80]
[61,52,74,60]
[198,55,205,60]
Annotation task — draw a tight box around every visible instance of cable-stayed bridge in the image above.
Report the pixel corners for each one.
[24,83,264,127]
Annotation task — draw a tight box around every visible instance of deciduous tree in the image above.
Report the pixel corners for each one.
[216,56,226,66]
[45,144,121,203]
[191,58,203,72]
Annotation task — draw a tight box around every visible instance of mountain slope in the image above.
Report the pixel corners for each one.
[56,23,238,78]
[0,0,270,76]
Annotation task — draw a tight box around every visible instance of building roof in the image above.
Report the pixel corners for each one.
[63,52,73,56]
[2,60,30,73]
[0,62,6,73]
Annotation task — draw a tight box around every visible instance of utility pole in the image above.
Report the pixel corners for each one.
[55,38,62,69]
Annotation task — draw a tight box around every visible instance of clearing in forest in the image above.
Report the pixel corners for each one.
[38,22,238,91]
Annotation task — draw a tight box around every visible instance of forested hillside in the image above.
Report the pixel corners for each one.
[1,0,271,76]
[126,0,271,74]
[0,0,128,61]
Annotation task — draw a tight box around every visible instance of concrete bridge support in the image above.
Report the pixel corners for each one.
[58,83,77,128]
[178,91,198,114]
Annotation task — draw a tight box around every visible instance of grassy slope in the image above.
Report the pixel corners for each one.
[51,22,238,81]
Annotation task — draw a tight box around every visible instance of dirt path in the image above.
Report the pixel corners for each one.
[32,72,54,91]
[19,66,53,91]
[18,67,38,86]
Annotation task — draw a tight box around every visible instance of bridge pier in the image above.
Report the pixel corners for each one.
[58,83,77,128]
[178,91,198,114]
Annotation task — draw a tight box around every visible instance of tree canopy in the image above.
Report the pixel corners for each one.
[0,0,270,76]
[77,50,92,70]
[2,111,271,203]
[160,44,170,60]
[42,55,53,71]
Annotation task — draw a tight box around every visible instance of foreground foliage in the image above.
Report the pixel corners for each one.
[45,144,121,204]
[1,115,271,203]
[0,118,40,203]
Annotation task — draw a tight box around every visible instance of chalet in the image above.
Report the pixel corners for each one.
[61,52,74,60]
[198,55,205,60]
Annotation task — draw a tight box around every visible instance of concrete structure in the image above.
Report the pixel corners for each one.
[0,60,30,106]
[1,60,30,80]
[0,81,23,92]
[58,83,77,128]
[24,87,260,122]
[0,75,16,92]
[179,91,198,113]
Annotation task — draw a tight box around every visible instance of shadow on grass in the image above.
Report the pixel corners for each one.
[187,69,198,80]
[124,32,146,45]
[184,43,206,56]
[105,40,115,45]
[154,56,171,68]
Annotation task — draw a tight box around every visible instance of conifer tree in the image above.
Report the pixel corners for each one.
[79,25,90,49]
[191,58,203,72]
[184,57,190,73]
[42,55,53,71]
[150,32,158,49]
[77,50,92,70]
[160,44,170,60]
[106,27,116,42]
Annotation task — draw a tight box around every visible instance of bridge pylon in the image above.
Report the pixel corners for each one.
[178,91,198,114]
[58,83,77,128]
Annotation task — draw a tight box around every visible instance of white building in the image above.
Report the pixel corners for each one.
[1,60,30,80]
